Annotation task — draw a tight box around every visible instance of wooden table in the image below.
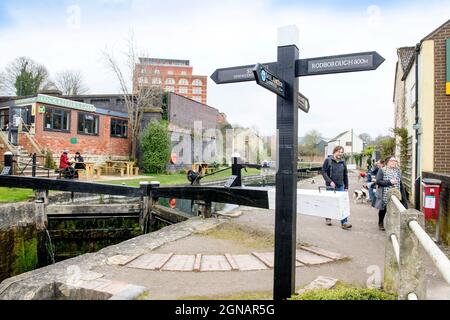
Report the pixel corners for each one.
[82,162,96,179]
[105,160,136,176]
[73,161,95,179]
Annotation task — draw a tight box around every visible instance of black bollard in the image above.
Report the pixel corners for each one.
[32,153,37,177]
[3,151,13,175]
[231,157,242,187]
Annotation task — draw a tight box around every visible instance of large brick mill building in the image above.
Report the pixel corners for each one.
[134,58,208,105]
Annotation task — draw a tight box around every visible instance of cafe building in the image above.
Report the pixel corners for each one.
[0,93,131,162]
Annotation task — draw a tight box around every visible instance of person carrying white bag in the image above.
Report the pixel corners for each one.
[321,146,353,230]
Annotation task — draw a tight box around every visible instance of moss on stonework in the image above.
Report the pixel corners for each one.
[0,225,40,282]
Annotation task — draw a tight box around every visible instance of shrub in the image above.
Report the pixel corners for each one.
[290,284,397,300]
[44,149,57,169]
[140,120,170,174]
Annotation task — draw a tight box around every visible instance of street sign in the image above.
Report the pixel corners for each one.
[210,62,277,84]
[253,63,287,98]
[296,51,385,77]
[297,92,310,113]
[211,43,384,301]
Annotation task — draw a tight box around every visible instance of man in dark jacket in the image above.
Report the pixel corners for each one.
[322,146,352,230]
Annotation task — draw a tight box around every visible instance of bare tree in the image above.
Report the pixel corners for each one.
[55,70,88,95]
[102,33,163,160]
[2,56,50,96]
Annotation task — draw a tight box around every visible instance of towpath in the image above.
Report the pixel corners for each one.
[1,172,448,300]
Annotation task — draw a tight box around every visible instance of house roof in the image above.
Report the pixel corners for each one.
[328,131,350,143]
[395,20,450,81]
[397,46,416,80]
[422,19,450,41]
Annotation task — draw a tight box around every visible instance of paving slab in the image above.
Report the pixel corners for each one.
[99,280,131,295]
[231,254,269,271]
[126,253,173,270]
[161,255,196,272]
[200,255,232,272]
[296,276,338,294]
[300,246,344,260]
[296,249,334,265]
[107,254,142,266]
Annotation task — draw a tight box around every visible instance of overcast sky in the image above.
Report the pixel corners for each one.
[1,0,449,140]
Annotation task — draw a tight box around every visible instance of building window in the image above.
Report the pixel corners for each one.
[179,87,188,94]
[165,86,175,92]
[192,79,203,86]
[181,71,187,76]
[168,70,174,75]
[165,78,175,85]
[0,109,9,130]
[154,69,160,75]
[152,77,162,85]
[193,96,202,102]
[346,142,352,147]
[44,107,70,132]
[179,78,189,85]
[111,118,128,138]
[192,87,202,94]
[78,112,99,135]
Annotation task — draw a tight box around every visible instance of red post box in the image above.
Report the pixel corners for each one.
[422,178,442,220]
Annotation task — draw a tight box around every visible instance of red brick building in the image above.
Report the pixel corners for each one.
[0,93,131,162]
[134,58,208,105]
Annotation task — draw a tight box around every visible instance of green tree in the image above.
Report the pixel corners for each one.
[299,129,322,157]
[140,120,170,174]
[161,92,169,121]
[379,137,396,160]
[3,57,50,96]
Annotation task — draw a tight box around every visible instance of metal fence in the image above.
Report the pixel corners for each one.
[384,188,450,299]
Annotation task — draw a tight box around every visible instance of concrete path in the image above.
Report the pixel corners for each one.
[1,172,449,300]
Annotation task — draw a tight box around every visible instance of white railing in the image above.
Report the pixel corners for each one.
[384,189,450,300]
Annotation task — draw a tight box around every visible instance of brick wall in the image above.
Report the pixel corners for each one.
[18,133,37,155]
[168,93,219,130]
[432,22,450,173]
[34,103,130,160]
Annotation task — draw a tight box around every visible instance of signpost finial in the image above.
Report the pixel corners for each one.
[277,25,299,48]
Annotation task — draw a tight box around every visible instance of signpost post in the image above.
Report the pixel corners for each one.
[211,35,384,300]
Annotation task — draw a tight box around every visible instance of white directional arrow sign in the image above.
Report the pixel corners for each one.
[296,51,385,77]
[297,92,310,113]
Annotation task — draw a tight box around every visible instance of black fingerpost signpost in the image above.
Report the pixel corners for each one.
[211,30,384,300]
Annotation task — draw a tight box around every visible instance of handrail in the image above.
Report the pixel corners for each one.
[390,234,400,265]
[386,193,450,299]
[408,219,450,285]
[391,195,407,213]
[16,159,51,178]
[17,118,44,155]
[17,158,33,176]
[408,293,418,300]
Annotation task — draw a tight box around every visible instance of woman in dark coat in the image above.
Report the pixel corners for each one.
[375,156,408,231]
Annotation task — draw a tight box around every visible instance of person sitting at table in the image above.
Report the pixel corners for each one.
[59,150,75,179]
[73,152,85,178]
[74,152,85,169]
